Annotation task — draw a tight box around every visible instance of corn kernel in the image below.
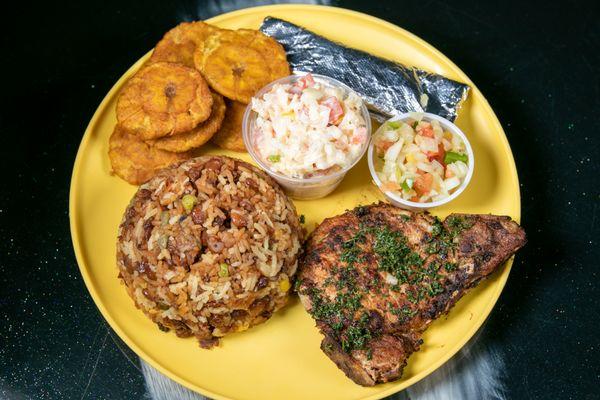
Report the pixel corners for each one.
[279,278,291,292]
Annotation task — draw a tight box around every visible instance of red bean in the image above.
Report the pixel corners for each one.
[230,210,246,227]
[136,262,156,280]
[205,158,223,171]
[138,189,152,199]
[187,167,202,181]
[191,206,205,225]
[256,276,269,290]
[231,310,248,320]
[143,219,154,242]
[239,199,253,211]
[245,178,258,190]
[207,236,224,252]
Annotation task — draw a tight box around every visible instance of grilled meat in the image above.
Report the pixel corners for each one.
[297,203,526,386]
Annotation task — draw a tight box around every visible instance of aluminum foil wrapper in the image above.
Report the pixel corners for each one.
[260,17,470,122]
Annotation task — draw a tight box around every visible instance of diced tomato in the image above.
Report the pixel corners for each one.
[296,73,315,89]
[410,195,420,202]
[427,143,446,165]
[437,143,446,164]
[418,122,434,138]
[320,96,345,125]
[414,173,433,196]
[375,139,394,154]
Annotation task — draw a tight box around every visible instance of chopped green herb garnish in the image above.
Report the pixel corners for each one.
[423,216,472,260]
[293,278,303,291]
[444,151,468,164]
[331,321,344,331]
[426,281,444,296]
[406,289,424,304]
[341,312,373,353]
[303,216,471,356]
[391,305,417,322]
[267,154,281,163]
[444,262,458,272]
[340,226,367,267]
[371,226,423,284]
[299,214,305,224]
[446,215,474,235]
[431,219,443,237]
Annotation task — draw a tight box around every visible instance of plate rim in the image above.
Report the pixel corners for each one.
[69,4,521,400]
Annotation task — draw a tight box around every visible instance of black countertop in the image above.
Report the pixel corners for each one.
[1,1,598,399]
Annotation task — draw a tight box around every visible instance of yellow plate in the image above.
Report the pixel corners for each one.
[70,5,520,400]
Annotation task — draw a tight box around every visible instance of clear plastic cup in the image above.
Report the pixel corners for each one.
[242,73,371,200]
[367,112,475,210]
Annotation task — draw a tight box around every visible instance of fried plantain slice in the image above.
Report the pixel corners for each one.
[109,125,190,185]
[195,29,290,103]
[149,21,217,68]
[116,62,213,140]
[211,100,247,152]
[149,92,226,152]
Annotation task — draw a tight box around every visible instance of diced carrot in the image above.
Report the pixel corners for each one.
[321,96,345,125]
[410,195,420,202]
[414,173,433,195]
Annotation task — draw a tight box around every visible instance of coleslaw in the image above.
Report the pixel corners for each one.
[250,74,368,179]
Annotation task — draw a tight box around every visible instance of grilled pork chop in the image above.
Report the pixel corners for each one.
[297,203,526,386]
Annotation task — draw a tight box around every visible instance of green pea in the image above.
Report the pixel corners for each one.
[181,194,197,213]
[218,263,229,278]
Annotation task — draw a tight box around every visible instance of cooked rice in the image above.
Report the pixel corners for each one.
[116,156,303,348]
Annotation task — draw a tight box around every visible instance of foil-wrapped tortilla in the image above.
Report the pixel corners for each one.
[260,17,469,122]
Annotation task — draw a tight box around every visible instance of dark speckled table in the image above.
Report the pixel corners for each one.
[1,0,598,399]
